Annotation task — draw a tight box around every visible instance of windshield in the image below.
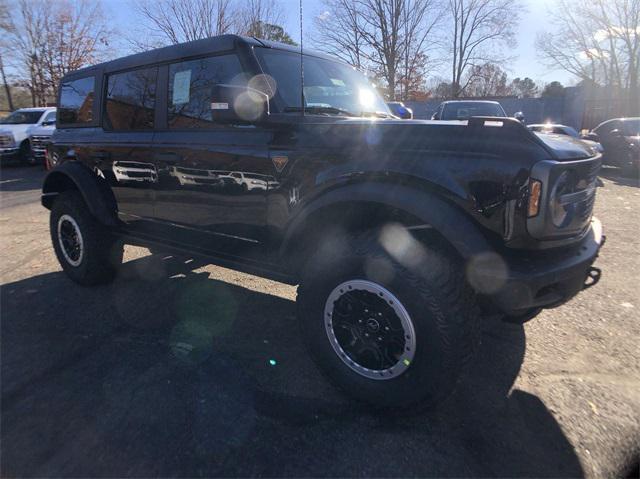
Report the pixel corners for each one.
[441,102,505,120]
[255,48,390,117]
[622,119,640,136]
[0,110,45,124]
[42,111,56,124]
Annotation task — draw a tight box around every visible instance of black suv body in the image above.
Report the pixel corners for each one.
[42,35,604,409]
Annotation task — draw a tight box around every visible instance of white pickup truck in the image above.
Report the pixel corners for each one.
[0,107,56,165]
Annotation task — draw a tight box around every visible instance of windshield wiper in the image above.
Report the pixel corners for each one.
[283,106,358,117]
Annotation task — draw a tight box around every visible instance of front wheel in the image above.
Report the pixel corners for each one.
[50,191,123,285]
[18,140,36,166]
[297,229,480,411]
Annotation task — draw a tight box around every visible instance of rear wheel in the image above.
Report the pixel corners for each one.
[50,191,122,285]
[297,229,480,410]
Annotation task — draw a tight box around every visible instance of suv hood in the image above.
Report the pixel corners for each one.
[532,132,595,160]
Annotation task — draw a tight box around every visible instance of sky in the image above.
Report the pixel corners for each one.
[107,0,574,87]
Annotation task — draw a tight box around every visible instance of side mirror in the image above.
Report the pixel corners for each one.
[41,120,55,126]
[210,84,270,123]
[514,111,525,123]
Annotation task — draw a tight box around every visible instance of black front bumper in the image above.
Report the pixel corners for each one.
[477,218,604,315]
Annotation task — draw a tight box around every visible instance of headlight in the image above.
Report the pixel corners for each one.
[549,170,576,228]
[1,134,16,147]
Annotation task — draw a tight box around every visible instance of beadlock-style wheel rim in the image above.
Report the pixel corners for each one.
[324,280,416,380]
[57,214,84,267]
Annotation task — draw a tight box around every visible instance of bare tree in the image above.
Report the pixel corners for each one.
[447,0,520,97]
[0,0,14,110]
[41,0,113,98]
[130,0,234,49]
[313,0,367,69]
[3,0,112,106]
[315,0,443,100]
[463,62,512,97]
[536,0,639,112]
[237,0,287,40]
[396,0,442,100]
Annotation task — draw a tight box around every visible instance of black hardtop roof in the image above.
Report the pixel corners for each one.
[63,34,338,81]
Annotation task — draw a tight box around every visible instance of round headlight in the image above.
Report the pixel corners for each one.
[550,170,576,228]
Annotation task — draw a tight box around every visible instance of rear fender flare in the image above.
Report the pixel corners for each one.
[41,161,118,227]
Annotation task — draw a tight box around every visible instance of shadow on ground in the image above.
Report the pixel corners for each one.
[0,165,46,192]
[1,255,583,477]
[599,166,640,188]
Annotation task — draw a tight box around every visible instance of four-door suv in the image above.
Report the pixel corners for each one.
[42,35,604,409]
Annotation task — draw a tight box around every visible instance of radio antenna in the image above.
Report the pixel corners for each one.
[299,0,304,117]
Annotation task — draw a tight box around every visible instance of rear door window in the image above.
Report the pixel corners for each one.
[167,54,246,129]
[104,67,158,130]
[58,76,95,125]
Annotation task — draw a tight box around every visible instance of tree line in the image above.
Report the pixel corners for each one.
[315,0,638,105]
[0,0,637,109]
[0,0,294,109]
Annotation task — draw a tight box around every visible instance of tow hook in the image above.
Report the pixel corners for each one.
[583,267,602,290]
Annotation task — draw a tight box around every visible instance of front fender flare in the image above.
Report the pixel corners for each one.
[281,182,493,261]
[41,161,118,227]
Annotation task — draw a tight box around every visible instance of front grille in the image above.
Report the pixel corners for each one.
[529,155,601,240]
[0,135,13,148]
[31,135,51,152]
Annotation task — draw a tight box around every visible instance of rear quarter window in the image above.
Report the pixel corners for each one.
[58,76,95,125]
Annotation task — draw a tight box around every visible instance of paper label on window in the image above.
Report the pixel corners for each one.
[211,102,229,110]
[172,70,191,105]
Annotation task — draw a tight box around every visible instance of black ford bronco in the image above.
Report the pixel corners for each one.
[42,35,604,409]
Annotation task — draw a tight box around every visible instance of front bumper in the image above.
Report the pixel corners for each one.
[477,218,604,315]
[0,147,19,158]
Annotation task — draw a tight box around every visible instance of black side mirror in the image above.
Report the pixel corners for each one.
[41,120,55,126]
[211,84,269,124]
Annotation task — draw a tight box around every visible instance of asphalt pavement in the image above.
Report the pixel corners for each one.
[1,165,638,477]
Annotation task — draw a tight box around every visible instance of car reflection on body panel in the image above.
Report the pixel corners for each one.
[169,166,227,187]
[113,161,158,183]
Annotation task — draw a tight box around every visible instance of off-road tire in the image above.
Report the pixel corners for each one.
[50,191,122,285]
[297,229,480,411]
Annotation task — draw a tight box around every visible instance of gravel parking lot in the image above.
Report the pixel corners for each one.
[1,165,639,477]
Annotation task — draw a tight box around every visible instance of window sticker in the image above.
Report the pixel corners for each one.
[211,102,229,110]
[172,70,191,105]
